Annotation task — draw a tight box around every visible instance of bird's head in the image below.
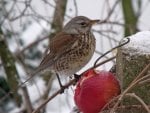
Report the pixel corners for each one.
[63,16,99,34]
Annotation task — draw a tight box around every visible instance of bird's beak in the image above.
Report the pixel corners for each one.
[90,19,100,25]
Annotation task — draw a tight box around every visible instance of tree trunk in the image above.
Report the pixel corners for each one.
[49,0,68,39]
[0,28,22,106]
[122,0,137,36]
[42,0,68,99]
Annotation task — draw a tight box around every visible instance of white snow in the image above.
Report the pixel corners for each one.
[122,31,150,55]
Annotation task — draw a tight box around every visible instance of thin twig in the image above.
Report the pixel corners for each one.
[117,105,150,109]
[126,93,150,113]
[105,0,121,20]
[17,35,49,54]
[73,0,78,16]
[10,0,32,21]
[32,79,76,113]
[110,63,150,113]
[92,56,116,70]
[99,20,124,26]
[22,86,33,113]
[139,76,150,84]
[132,63,150,83]
[136,74,150,85]
[94,37,130,67]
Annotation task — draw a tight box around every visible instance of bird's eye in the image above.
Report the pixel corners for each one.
[80,22,87,26]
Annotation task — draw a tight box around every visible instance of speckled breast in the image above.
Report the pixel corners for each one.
[54,32,95,76]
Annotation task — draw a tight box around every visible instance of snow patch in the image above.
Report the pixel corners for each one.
[122,31,150,55]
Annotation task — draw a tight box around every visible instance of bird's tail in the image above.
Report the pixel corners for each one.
[19,59,55,88]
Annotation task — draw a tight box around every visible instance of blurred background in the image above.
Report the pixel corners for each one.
[0,0,150,113]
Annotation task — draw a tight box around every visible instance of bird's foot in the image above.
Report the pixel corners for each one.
[74,74,81,80]
[73,74,81,85]
[59,85,66,94]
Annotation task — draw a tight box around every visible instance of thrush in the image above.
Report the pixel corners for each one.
[23,16,99,85]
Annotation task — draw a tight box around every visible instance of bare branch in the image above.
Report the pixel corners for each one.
[94,37,130,67]
[125,93,150,113]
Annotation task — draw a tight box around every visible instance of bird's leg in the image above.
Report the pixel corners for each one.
[56,73,65,93]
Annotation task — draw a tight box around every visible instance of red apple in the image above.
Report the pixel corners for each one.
[74,69,121,113]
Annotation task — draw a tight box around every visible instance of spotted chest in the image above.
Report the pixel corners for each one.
[53,32,96,76]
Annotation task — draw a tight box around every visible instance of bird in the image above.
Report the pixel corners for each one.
[22,16,99,87]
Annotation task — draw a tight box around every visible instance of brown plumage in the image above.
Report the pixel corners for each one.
[23,16,99,84]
